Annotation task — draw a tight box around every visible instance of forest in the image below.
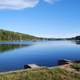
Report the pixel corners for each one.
[0,29,40,41]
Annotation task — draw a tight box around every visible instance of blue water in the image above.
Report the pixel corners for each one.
[0,41,80,72]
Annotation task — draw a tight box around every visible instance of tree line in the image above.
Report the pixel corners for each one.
[0,29,39,41]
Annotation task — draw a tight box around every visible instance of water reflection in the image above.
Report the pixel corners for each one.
[75,40,80,45]
[0,41,80,72]
[71,40,80,45]
[0,43,32,53]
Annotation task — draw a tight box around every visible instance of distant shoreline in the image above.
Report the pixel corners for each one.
[0,29,80,42]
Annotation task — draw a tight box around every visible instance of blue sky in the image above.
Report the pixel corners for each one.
[0,0,80,38]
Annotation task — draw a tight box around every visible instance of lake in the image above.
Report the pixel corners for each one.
[0,40,80,72]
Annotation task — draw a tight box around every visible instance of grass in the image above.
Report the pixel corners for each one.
[71,63,80,71]
[0,68,80,80]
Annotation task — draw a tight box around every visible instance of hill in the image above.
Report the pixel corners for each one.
[0,29,40,41]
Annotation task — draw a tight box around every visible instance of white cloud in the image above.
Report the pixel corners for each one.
[0,0,39,10]
[44,0,59,4]
[0,0,60,10]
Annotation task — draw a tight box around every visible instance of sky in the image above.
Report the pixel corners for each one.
[0,0,80,38]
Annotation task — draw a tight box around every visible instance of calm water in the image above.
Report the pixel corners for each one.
[0,41,80,72]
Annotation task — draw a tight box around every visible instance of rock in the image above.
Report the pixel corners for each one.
[24,64,40,69]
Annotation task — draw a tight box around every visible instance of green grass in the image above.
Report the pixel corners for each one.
[0,68,80,80]
[71,63,80,71]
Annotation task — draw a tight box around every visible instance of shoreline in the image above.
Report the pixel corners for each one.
[0,60,80,80]
[0,59,80,74]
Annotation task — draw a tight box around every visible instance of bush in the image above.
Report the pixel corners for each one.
[71,63,80,71]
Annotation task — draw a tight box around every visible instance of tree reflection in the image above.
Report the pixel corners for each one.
[74,40,80,45]
[0,44,32,53]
